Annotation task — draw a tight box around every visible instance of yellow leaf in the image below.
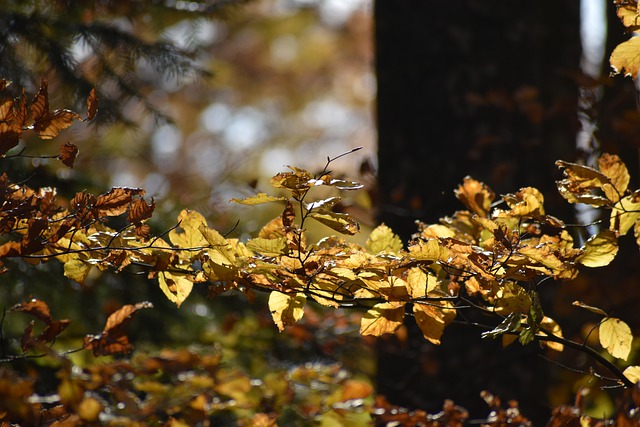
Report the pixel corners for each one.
[455,177,495,217]
[610,194,640,236]
[496,283,531,315]
[413,302,456,344]
[617,3,640,28]
[407,239,450,262]
[63,259,93,284]
[598,153,629,202]
[230,192,287,205]
[269,291,306,332]
[539,316,564,352]
[599,317,632,360]
[308,210,360,235]
[623,366,640,384]
[360,302,405,336]
[158,271,194,307]
[406,267,436,299]
[169,210,208,248]
[245,237,288,257]
[501,187,545,217]
[366,224,403,254]
[611,36,640,78]
[578,229,618,267]
[572,301,607,316]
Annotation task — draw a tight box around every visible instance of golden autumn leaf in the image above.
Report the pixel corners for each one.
[413,302,456,344]
[407,239,450,262]
[577,229,618,267]
[539,316,564,352]
[623,366,640,384]
[610,194,640,236]
[598,153,629,202]
[0,99,22,156]
[246,237,288,257]
[405,267,436,299]
[158,271,194,307]
[63,258,93,284]
[230,192,287,205]
[268,291,306,332]
[308,210,360,235]
[169,210,208,248]
[360,302,405,336]
[555,160,611,206]
[610,36,640,79]
[599,317,632,360]
[366,223,403,254]
[616,2,640,29]
[495,283,531,315]
[572,301,607,316]
[30,80,81,139]
[501,187,545,217]
[455,176,495,217]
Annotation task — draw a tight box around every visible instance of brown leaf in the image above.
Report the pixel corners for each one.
[127,197,155,224]
[84,301,153,356]
[86,88,98,121]
[0,79,8,91]
[29,80,81,139]
[59,142,79,168]
[95,187,143,216]
[0,99,22,156]
[11,299,53,324]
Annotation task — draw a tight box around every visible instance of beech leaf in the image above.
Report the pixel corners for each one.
[360,302,405,336]
[84,302,153,356]
[158,271,194,307]
[413,302,456,345]
[577,229,618,267]
[610,36,640,79]
[572,301,607,316]
[268,291,306,332]
[624,366,640,384]
[366,224,403,254]
[246,237,288,257]
[610,194,640,236]
[230,193,287,205]
[169,210,208,248]
[95,187,143,217]
[86,88,98,121]
[455,177,495,216]
[599,317,632,360]
[598,153,629,202]
[308,210,359,235]
[64,258,93,284]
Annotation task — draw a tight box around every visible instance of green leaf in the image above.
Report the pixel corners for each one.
[245,237,289,257]
[308,210,360,235]
[599,317,632,360]
[230,193,287,205]
[366,224,403,254]
[577,229,618,267]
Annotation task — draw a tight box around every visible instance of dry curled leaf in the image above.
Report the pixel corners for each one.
[59,142,78,168]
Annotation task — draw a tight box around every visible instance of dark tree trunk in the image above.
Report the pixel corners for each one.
[374,1,581,423]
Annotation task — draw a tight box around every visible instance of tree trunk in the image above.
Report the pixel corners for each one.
[374,1,581,423]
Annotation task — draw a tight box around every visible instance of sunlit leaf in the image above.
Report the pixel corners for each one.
[407,239,450,262]
[268,291,306,332]
[158,271,194,307]
[59,142,78,168]
[623,366,640,384]
[270,166,313,190]
[616,3,640,29]
[405,267,436,299]
[539,316,564,352]
[556,160,611,206]
[83,301,153,356]
[572,301,607,316]
[366,224,402,254]
[246,237,288,257]
[308,210,359,235]
[305,196,341,211]
[577,229,618,267]
[455,176,495,216]
[169,209,208,248]
[598,153,629,202]
[495,283,531,315]
[230,193,287,205]
[501,187,545,217]
[610,36,640,79]
[95,187,143,217]
[599,317,632,360]
[360,302,404,336]
[127,197,155,225]
[413,302,456,345]
[64,258,93,284]
[10,299,53,324]
[610,194,640,236]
